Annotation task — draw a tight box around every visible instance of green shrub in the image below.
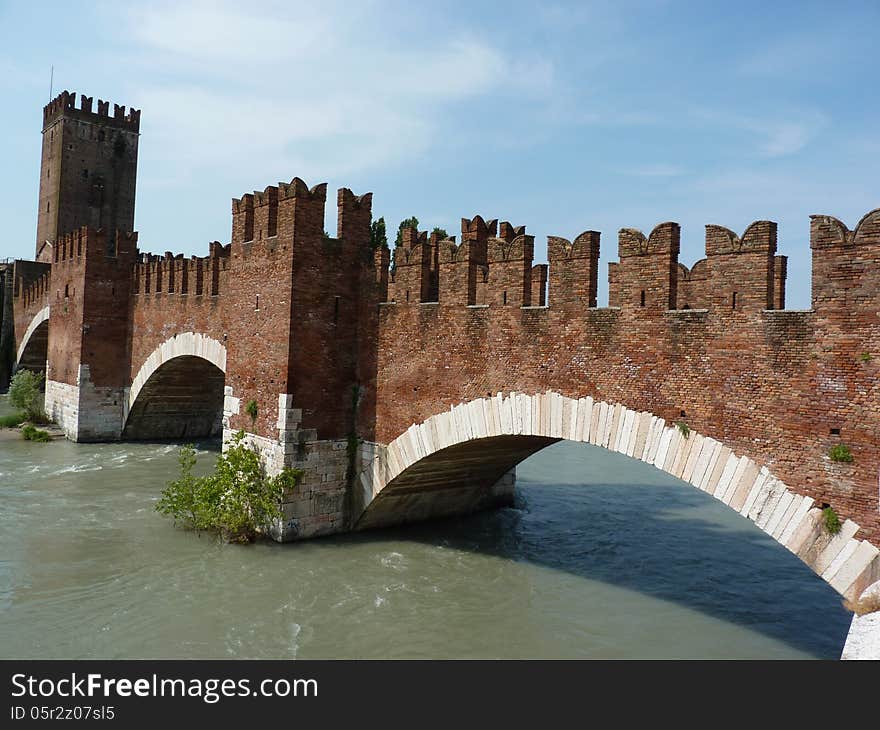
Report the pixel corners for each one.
[828,443,853,463]
[156,430,303,543]
[0,411,26,428]
[245,399,258,425]
[21,424,51,442]
[822,506,842,535]
[859,352,872,363]
[8,370,44,421]
[675,420,690,439]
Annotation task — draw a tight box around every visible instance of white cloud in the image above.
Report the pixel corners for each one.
[690,106,826,159]
[110,1,557,182]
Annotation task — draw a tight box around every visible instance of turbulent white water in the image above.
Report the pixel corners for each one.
[0,397,851,658]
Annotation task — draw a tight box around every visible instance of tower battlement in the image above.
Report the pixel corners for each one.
[42,90,141,132]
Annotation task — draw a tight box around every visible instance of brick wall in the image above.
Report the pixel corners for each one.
[374,210,880,545]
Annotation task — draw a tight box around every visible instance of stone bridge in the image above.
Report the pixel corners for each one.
[8,176,880,654]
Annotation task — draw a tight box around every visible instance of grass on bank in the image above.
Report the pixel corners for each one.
[0,411,26,428]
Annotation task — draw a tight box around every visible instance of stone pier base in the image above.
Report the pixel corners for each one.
[841,581,880,659]
[45,365,123,441]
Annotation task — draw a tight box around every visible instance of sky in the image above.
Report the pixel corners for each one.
[0,0,877,308]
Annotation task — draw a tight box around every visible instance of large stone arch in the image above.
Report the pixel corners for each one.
[357,391,880,602]
[124,332,227,440]
[15,306,49,372]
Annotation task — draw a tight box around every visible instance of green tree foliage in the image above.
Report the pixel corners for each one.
[431,226,449,240]
[394,216,419,247]
[370,217,388,250]
[156,431,303,543]
[8,369,44,421]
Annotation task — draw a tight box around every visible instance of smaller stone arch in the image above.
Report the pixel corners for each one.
[127,332,226,416]
[16,306,50,367]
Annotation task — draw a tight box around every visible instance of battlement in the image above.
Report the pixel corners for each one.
[810,208,880,248]
[548,231,601,307]
[19,270,50,311]
[232,177,373,245]
[42,90,141,132]
[375,207,880,315]
[810,208,880,313]
[134,242,229,297]
[705,220,777,255]
[51,227,138,264]
[677,259,710,310]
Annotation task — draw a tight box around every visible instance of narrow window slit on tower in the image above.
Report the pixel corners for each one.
[255,294,260,311]
[732,292,738,309]
[640,290,645,307]
[503,290,508,305]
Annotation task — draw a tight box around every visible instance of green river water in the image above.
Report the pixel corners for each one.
[0,396,851,659]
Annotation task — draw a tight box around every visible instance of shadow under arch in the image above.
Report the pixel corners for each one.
[123,333,227,440]
[356,392,880,603]
[15,306,49,375]
[339,441,854,657]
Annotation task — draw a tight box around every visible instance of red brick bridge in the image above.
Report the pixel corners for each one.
[9,181,880,609]
[6,93,880,625]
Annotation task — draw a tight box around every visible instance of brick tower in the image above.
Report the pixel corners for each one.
[35,91,140,260]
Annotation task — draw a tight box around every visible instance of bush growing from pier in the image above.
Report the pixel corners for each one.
[822,506,842,535]
[8,370,45,422]
[156,430,303,544]
[21,424,50,442]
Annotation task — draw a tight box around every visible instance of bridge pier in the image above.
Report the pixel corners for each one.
[841,581,880,659]
[45,365,125,442]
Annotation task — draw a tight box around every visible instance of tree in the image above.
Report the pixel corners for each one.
[156,431,303,543]
[431,227,448,240]
[370,217,388,250]
[8,369,44,421]
[394,216,419,248]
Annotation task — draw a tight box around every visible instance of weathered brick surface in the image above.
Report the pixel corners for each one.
[375,210,880,546]
[36,91,139,258]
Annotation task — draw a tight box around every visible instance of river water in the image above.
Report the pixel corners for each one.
[0,397,851,659]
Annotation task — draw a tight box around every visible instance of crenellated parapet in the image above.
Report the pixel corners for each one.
[18,270,50,312]
[133,241,230,297]
[548,230,600,307]
[677,259,710,310]
[231,178,332,252]
[811,208,880,314]
[42,90,141,133]
[437,216,497,305]
[50,227,138,265]
[610,222,680,311]
[485,223,534,307]
[392,226,433,303]
[703,221,778,311]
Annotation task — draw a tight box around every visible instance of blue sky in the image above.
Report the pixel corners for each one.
[1,0,877,307]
